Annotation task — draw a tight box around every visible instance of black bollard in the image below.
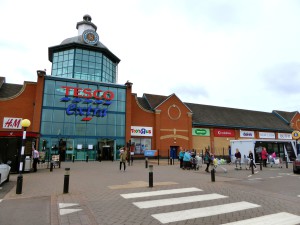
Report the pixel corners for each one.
[145,157,148,168]
[16,174,23,194]
[63,168,70,194]
[251,160,254,175]
[149,165,153,187]
[170,157,173,165]
[72,155,75,163]
[86,155,89,162]
[260,160,262,170]
[211,168,215,182]
[172,158,175,165]
[286,155,288,168]
[50,162,53,172]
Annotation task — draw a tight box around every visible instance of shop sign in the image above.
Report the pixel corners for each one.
[240,130,255,138]
[192,128,210,136]
[259,132,275,139]
[214,129,235,137]
[3,117,22,129]
[278,133,292,140]
[131,126,152,136]
[144,150,157,157]
[60,86,114,121]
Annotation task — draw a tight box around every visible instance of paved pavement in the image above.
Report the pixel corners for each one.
[0,160,300,225]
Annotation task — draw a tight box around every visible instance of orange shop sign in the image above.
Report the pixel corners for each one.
[213,129,235,137]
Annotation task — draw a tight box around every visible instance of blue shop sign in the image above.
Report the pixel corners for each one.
[144,150,157,157]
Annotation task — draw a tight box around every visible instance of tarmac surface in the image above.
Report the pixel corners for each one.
[0,159,300,225]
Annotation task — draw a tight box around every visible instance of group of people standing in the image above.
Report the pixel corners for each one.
[178,147,201,170]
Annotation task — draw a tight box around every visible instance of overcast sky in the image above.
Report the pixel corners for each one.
[1,0,300,113]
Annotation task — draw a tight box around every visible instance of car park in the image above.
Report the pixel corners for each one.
[293,154,300,174]
[0,163,11,185]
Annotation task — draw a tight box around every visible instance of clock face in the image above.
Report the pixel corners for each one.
[82,29,99,45]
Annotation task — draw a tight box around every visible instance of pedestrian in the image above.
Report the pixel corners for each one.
[119,147,127,171]
[234,148,242,169]
[261,147,268,167]
[178,147,185,168]
[248,150,256,169]
[204,149,211,173]
[183,149,191,170]
[32,142,39,172]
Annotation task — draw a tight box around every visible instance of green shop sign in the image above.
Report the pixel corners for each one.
[192,128,210,136]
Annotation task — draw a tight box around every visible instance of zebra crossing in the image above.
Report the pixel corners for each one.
[120,187,300,224]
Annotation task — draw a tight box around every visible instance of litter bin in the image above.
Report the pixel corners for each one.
[24,156,31,172]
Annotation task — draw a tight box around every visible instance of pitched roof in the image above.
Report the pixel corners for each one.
[272,110,297,123]
[135,93,293,132]
[186,103,292,132]
[0,83,23,98]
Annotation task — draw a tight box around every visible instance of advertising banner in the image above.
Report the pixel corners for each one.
[278,133,292,140]
[3,117,22,129]
[131,126,153,136]
[192,128,210,136]
[240,130,255,138]
[214,129,235,137]
[259,132,275,139]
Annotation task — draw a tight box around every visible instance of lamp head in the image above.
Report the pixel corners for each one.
[21,119,31,128]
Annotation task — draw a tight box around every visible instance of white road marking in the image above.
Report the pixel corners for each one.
[255,171,259,174]
[248,178,262,180]
[152,201,260,224]
[0,199,2,203]
[133,193,228,209]
[298,195,300,197]
[221,212,300,225]
[60,209,82,216]
[59,203,79,209]
[247,175,252,178]
[121,187,202,199]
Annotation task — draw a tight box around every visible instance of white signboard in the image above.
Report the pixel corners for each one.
[259,132,275,139]
[240,130,255,138]
[3,117,22,129]
[278,133,292,140]
[131,126,153,136]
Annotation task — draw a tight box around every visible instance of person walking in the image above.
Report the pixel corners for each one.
[248,150,256,169]
[234,148,242,169]
[32,143,39,172]
[119,147,127,171]
[204,149,211,173]
[261,147,268,167]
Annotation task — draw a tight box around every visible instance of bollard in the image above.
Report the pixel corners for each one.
[16,174,23,194]
[63,168,70,194]
[172,158,175,165]
[149,165,153,187]
[285,155,288,168]
[251,160,254,175]
[211,168,215,182]
[50,161,53,172]
[86,155,89,162]
[72,155,75,163]
[170,157,172,165]
[260,160,262,170]
[145,157,148,168]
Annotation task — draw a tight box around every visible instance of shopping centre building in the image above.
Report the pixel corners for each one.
[1,15,299,172]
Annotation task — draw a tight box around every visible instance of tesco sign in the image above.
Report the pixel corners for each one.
[213,129,235,137]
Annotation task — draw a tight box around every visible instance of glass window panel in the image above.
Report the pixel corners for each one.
[63,61,68,67]
[44,80,55,94]
[41,109,53,122]
[82,61,88,67]
[64,112,75,123]
[89,62,95,68]
[68,60,73,66]
[43,94,54,107]
[58,55,63,61]
[75,123,86,136]
[116,125,125,137]
[52,122,64,135]
[52,109,65,122]
[117,101,126,112]
[116,114,125,126]
[52,69,57,76]
[41,122,53,135]
[96,124,107,136]
[82,54,89,61]
[86,124,96,136]
[82,50,89,55]
[53,95,67,107]
[89,56,95,62]
[75,60,82,66]
[107,125,116,136]
[64,123,75,135]
[52,63,57,69]
[75,54,82,60]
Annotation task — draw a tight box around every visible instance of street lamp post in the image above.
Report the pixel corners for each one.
[16,119,31,195]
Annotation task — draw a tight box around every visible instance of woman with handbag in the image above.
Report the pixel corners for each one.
[204,149,211,173]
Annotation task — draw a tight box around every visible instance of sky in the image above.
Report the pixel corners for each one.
[1,0,300,113]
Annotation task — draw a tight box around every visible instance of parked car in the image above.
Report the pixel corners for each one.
[0,162,11,185]
[293,154,300,174]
